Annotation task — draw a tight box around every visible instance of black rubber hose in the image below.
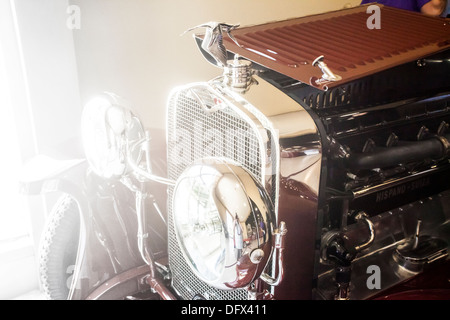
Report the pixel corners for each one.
[345,134,450,170]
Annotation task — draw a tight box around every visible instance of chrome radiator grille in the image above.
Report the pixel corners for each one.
[166,83,267,300]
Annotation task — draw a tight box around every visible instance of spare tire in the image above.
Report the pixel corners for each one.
[38,194,80,300]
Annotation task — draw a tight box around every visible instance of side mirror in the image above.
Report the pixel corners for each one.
[81,92,145,179]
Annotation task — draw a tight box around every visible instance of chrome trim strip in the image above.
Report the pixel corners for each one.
[352,165,450,199]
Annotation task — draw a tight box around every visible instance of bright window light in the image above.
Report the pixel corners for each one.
[0,46,31,244]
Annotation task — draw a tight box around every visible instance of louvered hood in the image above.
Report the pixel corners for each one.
[218,4,450,90]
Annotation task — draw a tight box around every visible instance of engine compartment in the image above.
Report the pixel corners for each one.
[259,50,450,299]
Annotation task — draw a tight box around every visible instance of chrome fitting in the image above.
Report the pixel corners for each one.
[223,55,256,93]
[312,55,342,82]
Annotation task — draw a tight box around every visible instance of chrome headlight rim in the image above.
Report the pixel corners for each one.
[172,157,275,290]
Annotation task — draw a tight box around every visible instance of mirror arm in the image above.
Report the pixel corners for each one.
[127,137,176,186]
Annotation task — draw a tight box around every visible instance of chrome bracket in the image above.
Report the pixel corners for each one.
[312,55,342,82]
[260,221,287,287]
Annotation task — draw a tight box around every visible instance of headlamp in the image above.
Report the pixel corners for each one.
[172,158,275,290]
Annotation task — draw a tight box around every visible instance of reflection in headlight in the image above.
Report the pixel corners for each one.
[174,167,226,282]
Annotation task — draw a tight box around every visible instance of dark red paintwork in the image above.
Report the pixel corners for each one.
[372,260,450,300]
[221,5,450,90]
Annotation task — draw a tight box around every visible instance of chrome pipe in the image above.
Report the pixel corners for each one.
[127,137,176,186]
[260,221,287,287]
[353,212,375,252]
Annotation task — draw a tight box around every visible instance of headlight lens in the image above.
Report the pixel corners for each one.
[173,158,275,290]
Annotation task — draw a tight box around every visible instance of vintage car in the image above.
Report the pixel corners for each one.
[23,4,450,301]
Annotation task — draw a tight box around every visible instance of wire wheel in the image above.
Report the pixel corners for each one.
[38,194,80,300]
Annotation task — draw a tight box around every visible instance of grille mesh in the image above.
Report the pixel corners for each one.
[167,84,264,300]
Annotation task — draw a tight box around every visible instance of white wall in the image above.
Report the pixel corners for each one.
[70,0,361,130]
[13,0,82,157]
